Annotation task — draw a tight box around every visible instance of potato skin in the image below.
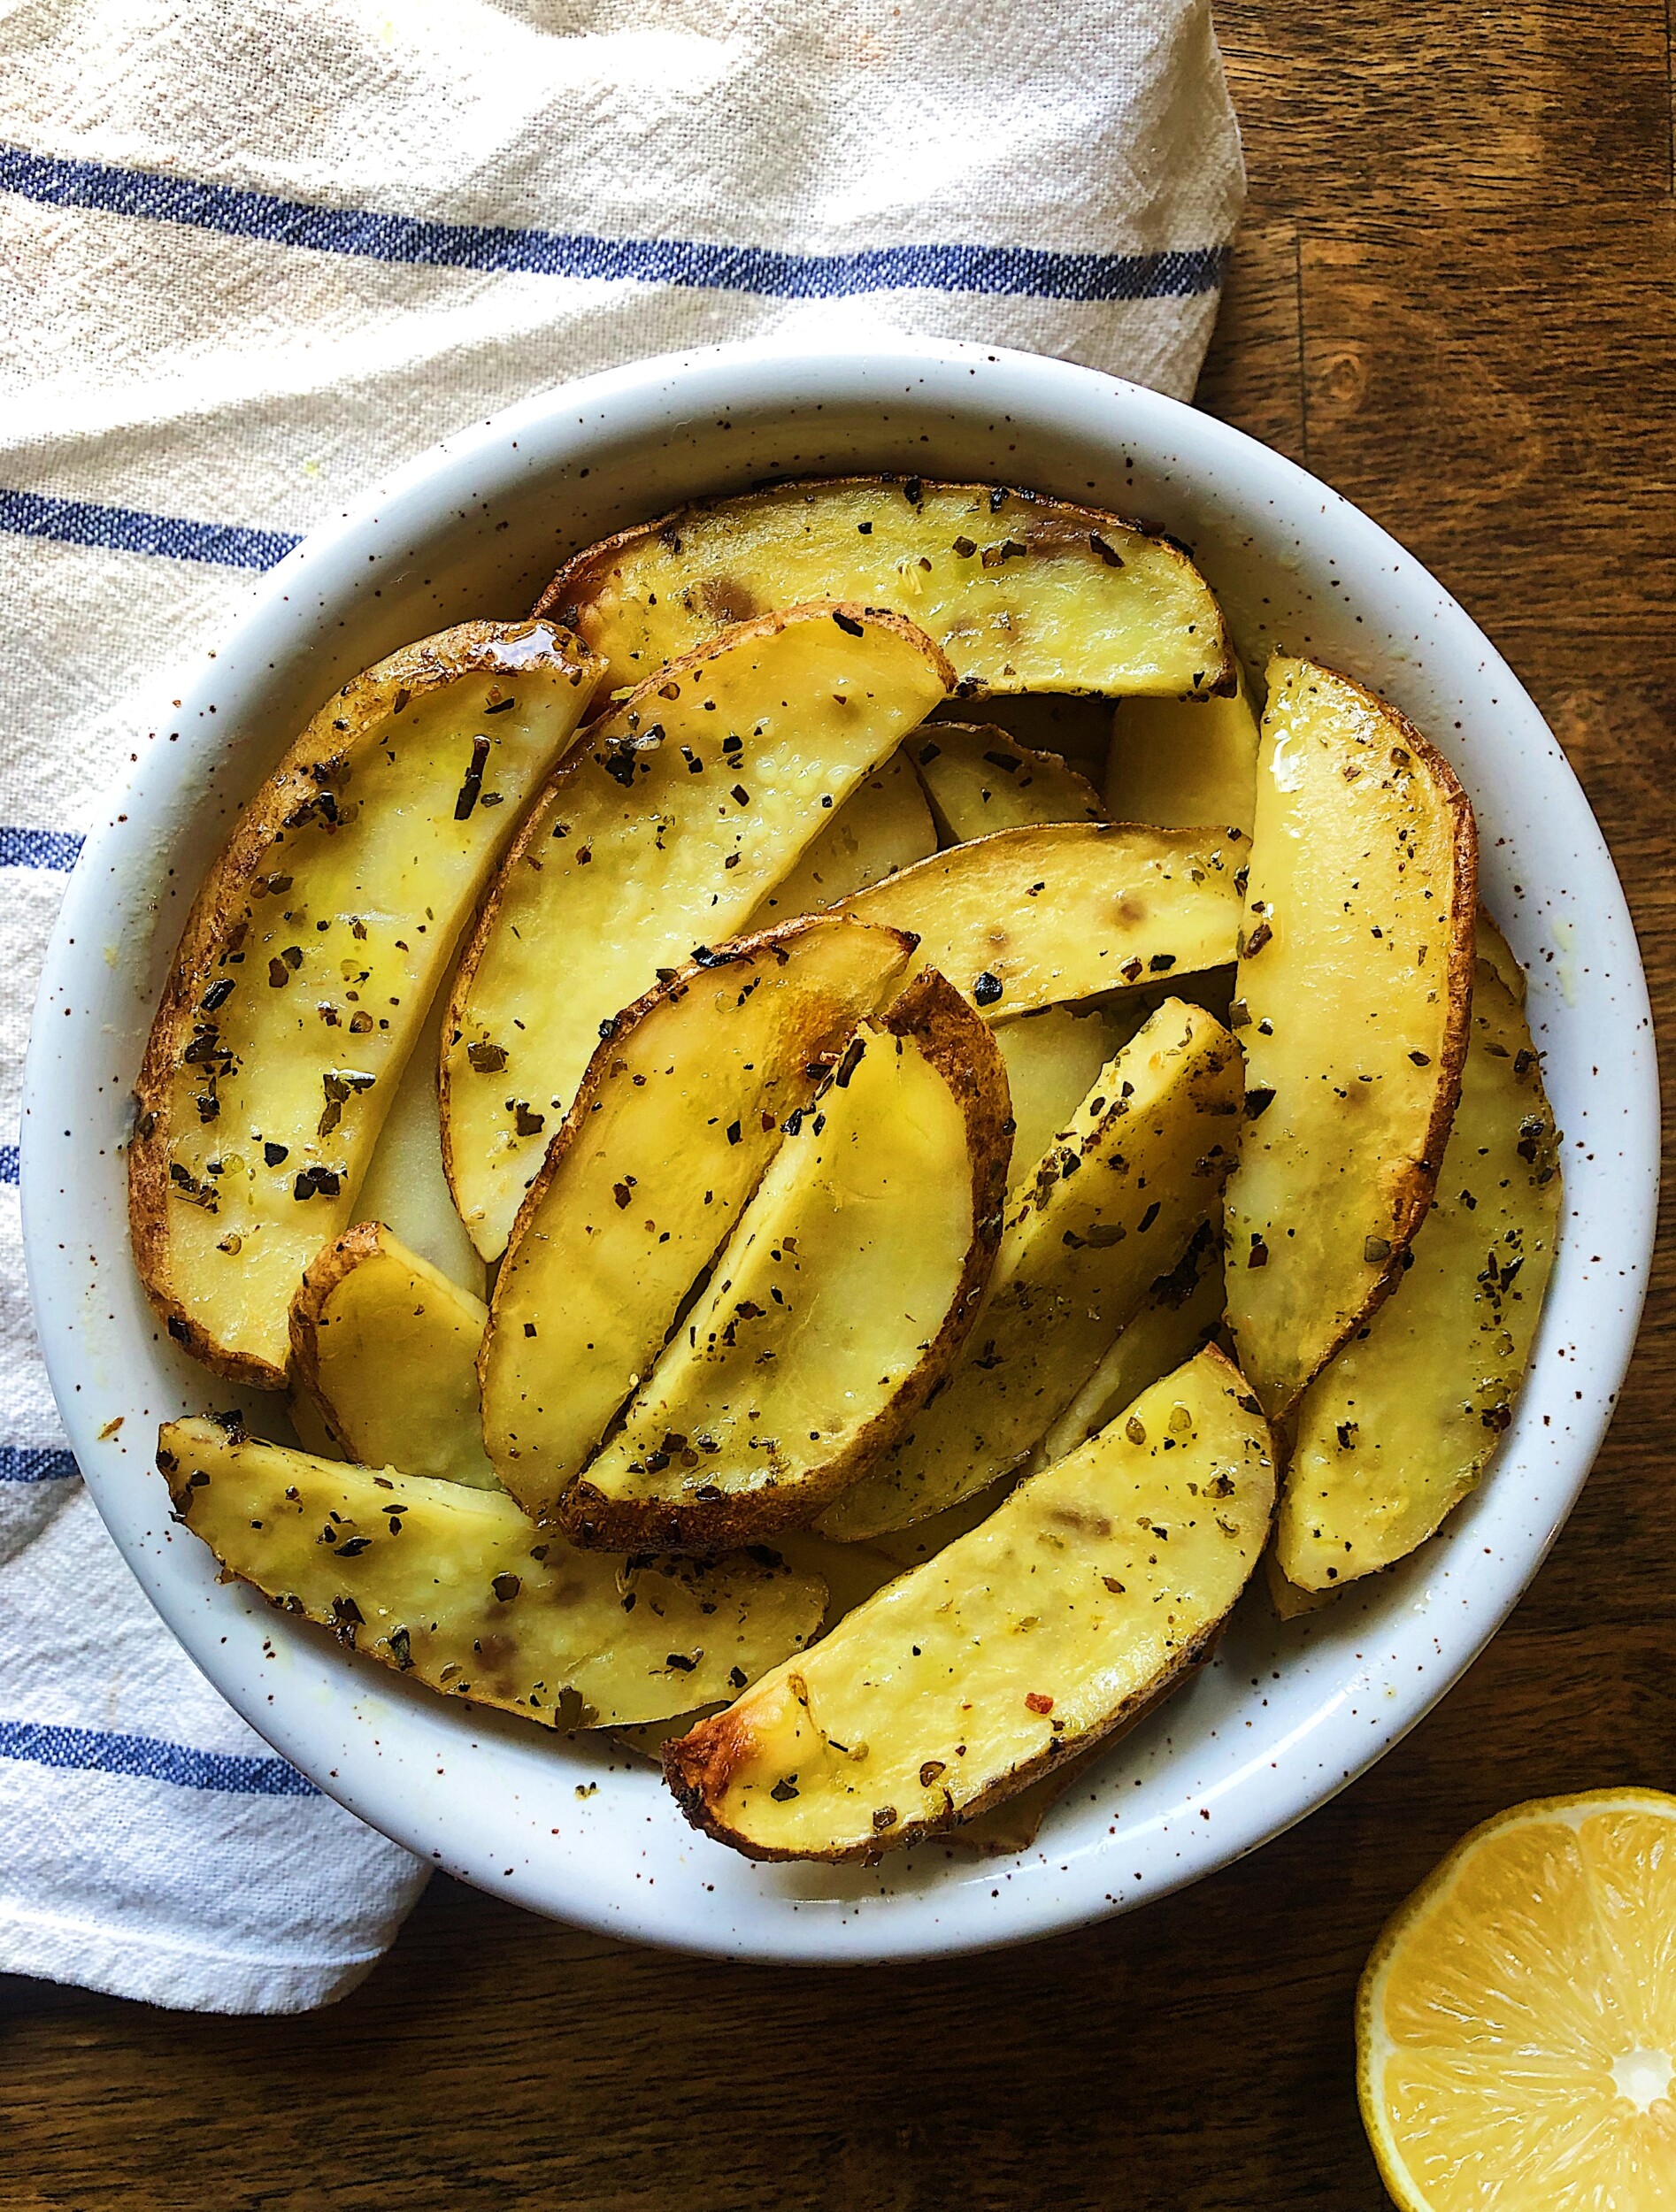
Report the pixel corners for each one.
[129,620,599,1387]
[557,967,1013,1553]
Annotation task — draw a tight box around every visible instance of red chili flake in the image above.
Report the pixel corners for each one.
[1025,1692,1054,1716]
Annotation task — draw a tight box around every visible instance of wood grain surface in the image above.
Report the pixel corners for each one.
[6,10,1673,2206]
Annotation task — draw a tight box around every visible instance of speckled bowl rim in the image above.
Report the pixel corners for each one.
[21,335,1657,1962]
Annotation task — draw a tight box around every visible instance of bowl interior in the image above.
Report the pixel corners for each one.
[22,338,1656,1961]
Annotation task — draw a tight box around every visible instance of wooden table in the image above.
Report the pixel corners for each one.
[6,9,1672,2205]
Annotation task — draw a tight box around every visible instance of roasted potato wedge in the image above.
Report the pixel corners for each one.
[442,604,950,1259]
[158,1417,826,1728]
[835,822,1244,1020]
[288,1223,496,1489]
[354,986,484,1296]
[130,621,600,1384]
[665,1346,1274,1861]
[565,973,1011,1550]
[819,999,1242,1540]
[911,725,1106,841]
[1039,1221,1226,1464]
[1107,659,1262,833]
[1275,927,1560,1588]
[481,916,916,1521]
[744,750,937,927]
[537,478,1234,701]
[1224,655,1477,1416]
[994,1002,1152,1194]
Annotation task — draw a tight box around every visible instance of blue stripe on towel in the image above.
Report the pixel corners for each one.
[0,141,1229,304]
[0,486,301,571]
[0,826,84,870]
[0,1448,79,1482]
[0,1717,319,1796]
[0,1145,16,1186]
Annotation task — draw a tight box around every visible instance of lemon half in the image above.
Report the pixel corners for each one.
[1358,1789,1676,2209]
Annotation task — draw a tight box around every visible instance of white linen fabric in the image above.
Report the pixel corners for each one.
[0,0,1244,2013]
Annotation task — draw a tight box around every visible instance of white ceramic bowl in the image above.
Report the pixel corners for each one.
[22,337,1657,1962]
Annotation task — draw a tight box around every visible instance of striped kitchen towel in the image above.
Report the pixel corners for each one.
[0,0,1244,2012]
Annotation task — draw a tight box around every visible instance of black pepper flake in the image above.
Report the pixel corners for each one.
[1088,531,1125,568]
[771,1778,800,1801]
[951,534,977,558]
[665,1652,698,1673]
[1242,919,1272,959]
[492,1572,521,1601]
[1408,1049,1432,1067]
[485,695,515,714]
[1149,954,1177,973]
[872,1804,896,1830]
[1248,1234,1269,1269]
[981,538,1027,568]
[388,1625,413,1671]
[1139,1201,1160,1232]
[1364,1235,1393,1263]
[729,1666,748,1689]
[391,687,411,715]
[514,1102,545,1137]
[454,733,491,820]
[833,1034,867,1087]
[467,1040,508,1073]
[1243,1087,1276,1121]
[857,520,873,534]
[335,1535,372,1557]
[264,1141,288,1166]
[972,971,1003,1008]
[201,978,234,1011]
[731,782,750,806]
[726,1119,742,1146]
